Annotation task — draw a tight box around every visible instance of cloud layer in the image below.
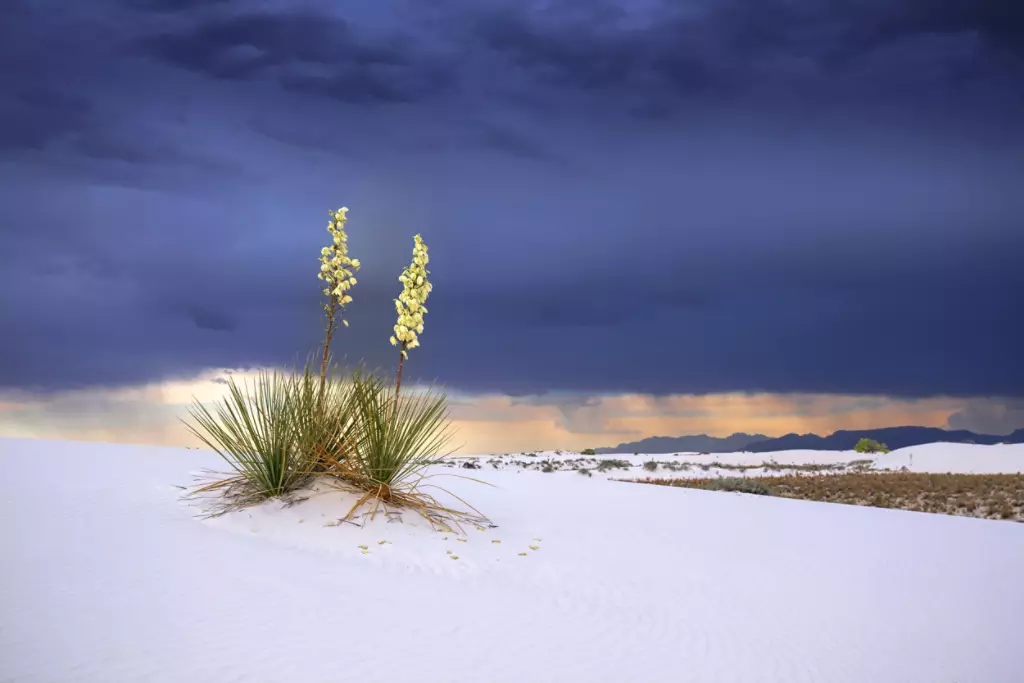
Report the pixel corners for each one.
[1,0,1021,400]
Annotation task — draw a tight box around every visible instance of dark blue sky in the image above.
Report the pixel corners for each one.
[2,0,1022,407]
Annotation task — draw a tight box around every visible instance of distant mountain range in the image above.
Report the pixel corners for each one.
[595,426,1024,455]
[594,432,768,454]
[746,426,1024,453]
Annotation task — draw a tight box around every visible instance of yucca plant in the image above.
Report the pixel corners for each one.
[180,204,489,527]
[351,379,450,493]
[183,368,314,511]
[333,376,488,529]
[290,352,364,472]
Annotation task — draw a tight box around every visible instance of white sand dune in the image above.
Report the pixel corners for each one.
[874,442,1024,474]
[2,437,1023,683]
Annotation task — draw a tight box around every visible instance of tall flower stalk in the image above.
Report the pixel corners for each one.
[389,234,432,397]
[317,207,360,391]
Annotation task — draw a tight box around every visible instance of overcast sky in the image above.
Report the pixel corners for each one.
[1,0,1022,448]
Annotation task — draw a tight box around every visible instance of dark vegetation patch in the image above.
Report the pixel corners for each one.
[630,473,1024,522]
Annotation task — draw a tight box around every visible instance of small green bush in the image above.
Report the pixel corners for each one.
[596,459,631,472]
[581,448,596,456]
[854,438,890,454]
[643,460,659,471]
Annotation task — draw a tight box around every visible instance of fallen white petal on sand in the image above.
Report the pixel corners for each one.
[1,437,1023,683]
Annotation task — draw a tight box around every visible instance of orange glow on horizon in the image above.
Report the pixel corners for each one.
[0,372,982,454]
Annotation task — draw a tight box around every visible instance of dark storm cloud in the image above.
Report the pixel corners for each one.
[460,0,1024,109]
[947,399,1024,436]
[0,2,244,188]
[0,88,93,152]
[0,5,97,153]
[472,124,562,165]
[124,0,233,11]
[139,10,455,103]
[133,0,1024,111]
[863,1,1024,51]
[1,0,1022,400]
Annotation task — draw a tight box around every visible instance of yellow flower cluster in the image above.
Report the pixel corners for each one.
[389,234,431,359]
[317,207,361,326]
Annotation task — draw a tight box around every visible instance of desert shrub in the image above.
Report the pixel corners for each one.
[597,459,631,472]
[541,462,556,473]
[854,438,890,454]
[643,460,659,471]
[697,477,773,495]
[713,462,756,472]
[581,448,596,456]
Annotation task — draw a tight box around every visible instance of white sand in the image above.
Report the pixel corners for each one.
[874,442,1024,474]
[468,443,1024,480]
[2,437,1023,683]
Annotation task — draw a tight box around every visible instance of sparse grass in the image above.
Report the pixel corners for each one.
[761,462,844,473]
[658,461,692,472]
[699,462,750,472]
[473,455,878,478]
[632,472,1024,522]
[647,460,869,475]
[687,477,773,495]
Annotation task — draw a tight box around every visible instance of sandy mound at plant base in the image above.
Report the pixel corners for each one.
[2,437,1024,683]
